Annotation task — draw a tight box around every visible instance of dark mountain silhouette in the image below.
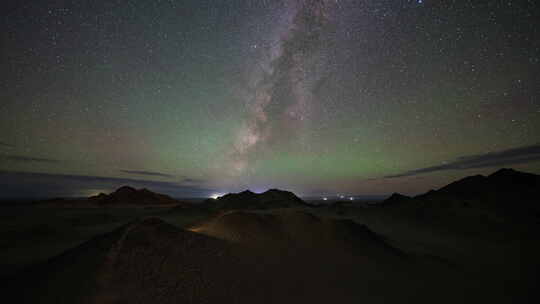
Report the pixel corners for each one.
[89,186,181,206]
[419,168,540,212]
[39,186,187,207]
[433,175,490,197]
[380,193,412,206]
[204,189,308,210]
[420,168,539,200]
[378,168,540,225]
[381,168,539,206]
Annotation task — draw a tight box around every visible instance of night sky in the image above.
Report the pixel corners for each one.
[1,0,539,199]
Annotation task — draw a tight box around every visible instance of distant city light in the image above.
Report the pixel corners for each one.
[210,193,223,199]
[339,195,344,199]
[323,197,328,201]
[349,197,354,201]
[81,189,109,197]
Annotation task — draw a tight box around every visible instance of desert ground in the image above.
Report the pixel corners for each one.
[1,170,539,303]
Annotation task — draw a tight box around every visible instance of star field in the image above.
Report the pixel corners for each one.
[1,0,539,198]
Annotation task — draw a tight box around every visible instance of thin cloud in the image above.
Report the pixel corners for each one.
[385,143,540,178]
[180,178,207,185]
[1,155,60,163]
[0,171,217,199]
[120,170,174,178]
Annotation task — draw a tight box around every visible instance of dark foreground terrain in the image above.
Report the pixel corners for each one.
[1,169,539,303]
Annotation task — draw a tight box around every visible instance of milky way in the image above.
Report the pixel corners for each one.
[1,0,539,198]
[230,0,338,179]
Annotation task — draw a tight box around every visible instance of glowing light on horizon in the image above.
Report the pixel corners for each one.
[210,193,224,199]
[80,189,110,197]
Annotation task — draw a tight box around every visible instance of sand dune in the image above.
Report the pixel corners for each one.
[6,215,451,304]
[191,210,402,259]
[11,218,248,303]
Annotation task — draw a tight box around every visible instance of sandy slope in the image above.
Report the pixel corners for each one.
[4,211,507,304]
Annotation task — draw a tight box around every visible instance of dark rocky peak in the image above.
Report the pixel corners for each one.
[261,189,304,201]
[488,168,540,187]
[90,186,179,205]
[212,188,306,210]
[437,174,489,196]
[263,189,290,195]
[489,168,519,177]
[418,168,539,201]
[114,185,137,195]
[219,190,256,201]
[382,193,412,205]
[237,190,257,198]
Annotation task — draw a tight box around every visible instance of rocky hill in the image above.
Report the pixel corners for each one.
[40,186,187,207]
[203,189,308,210]
[377,168,540,226]
[89,186,181,206]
